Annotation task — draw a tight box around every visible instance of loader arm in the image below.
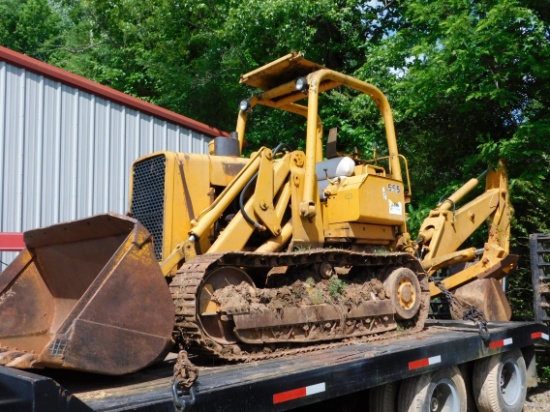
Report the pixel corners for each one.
[160,147,298,275]
[416,161,516,320]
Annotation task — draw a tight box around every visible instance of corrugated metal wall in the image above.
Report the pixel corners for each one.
[0,59,212,266]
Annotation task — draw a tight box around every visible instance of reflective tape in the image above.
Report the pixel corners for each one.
[273,382,326,404]
[489,337,513,349]
[531,331,549,341]
[408,355,442,370]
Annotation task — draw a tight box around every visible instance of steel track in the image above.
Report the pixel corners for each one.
[170,250,430,362]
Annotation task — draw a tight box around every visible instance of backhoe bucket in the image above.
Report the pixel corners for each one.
[0,213,174,375]
[451,278,512,321]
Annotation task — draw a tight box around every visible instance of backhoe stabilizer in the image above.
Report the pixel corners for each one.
[0,213,175,375]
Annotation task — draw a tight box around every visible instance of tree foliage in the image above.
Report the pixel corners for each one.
[0,0,63,60]
[357,0,549,317]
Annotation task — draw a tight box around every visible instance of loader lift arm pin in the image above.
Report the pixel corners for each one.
[239,142,292,231]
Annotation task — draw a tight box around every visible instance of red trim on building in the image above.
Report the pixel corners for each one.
[0,233,25,251]
[0,46,228,138]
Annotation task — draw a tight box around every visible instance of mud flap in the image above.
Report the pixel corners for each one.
[0,213,174,375]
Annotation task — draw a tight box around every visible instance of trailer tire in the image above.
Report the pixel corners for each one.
[397,366,467,412]
[472,349,527,412]
[369,381,398,411]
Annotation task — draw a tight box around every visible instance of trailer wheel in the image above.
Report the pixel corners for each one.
[369,381,398,411]
[398,366,467,412]
[472,349,527,412]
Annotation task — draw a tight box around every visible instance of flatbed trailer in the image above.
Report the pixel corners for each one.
[1,320,547,412]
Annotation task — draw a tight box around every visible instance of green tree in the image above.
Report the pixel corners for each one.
[47,0,397,135]
[0,0,63,60]
[359,0,549,318]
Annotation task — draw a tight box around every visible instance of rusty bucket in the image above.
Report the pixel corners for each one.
[0,213,174,375]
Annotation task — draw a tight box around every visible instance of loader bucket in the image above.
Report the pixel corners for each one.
[0,213,174,375]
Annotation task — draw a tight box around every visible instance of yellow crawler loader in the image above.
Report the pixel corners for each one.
[0,52,516,374]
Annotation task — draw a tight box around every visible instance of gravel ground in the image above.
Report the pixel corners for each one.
[524,385,550,411]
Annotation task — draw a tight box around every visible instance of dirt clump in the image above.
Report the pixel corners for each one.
[212,268,388,315]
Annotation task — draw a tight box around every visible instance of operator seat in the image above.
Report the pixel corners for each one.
[316,157,355,200]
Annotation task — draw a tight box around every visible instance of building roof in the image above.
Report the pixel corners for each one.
[0,46,227,138]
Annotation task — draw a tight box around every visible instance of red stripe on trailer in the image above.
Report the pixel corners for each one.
[409,358,429,370]
[273,383,325,404]
[531,331,550,341]
[273,387,306,404]
[408,355,441,371]
[489,337,513,349]
[0,233,25,251]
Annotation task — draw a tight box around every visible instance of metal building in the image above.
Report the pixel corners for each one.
[0,46,226,266]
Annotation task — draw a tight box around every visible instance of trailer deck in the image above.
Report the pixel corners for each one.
[1,320,547,412]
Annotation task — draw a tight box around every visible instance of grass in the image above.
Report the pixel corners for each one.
[328,277,347,298]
